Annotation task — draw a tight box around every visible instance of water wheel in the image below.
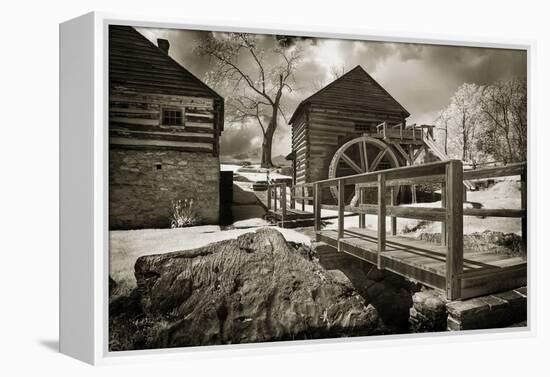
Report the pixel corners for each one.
[328,135,401,204]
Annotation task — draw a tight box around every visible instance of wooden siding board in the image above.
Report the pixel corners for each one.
[109,25,224,134]
[109,25,221,100]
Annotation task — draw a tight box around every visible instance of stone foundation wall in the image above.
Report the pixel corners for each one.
[109,149,220,229]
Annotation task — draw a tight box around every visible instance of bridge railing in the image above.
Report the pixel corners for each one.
[267,182,288,220]
[309,159,527,300]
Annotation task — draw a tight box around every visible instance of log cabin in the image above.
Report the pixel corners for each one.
[289,65,410,184]
[109,25,224,229]
[288,65,418,202]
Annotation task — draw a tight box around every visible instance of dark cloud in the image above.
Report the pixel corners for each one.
[219,124,262,159]
[136,27,526,157]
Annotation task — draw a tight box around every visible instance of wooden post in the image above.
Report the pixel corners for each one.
[358,187,366,228]
[377,174,386,269]
[390,186,397,236]
[409,145,417,204]
[521,170,527,253]
[445,160,464,300]
[441,182,447,246]
[267,184,271,210]
[290,184,295,209]
[302,186,305,212]
[281,183,287,223]
[273,186,278,212]
[338,180,345,251]
[314,183,321,232]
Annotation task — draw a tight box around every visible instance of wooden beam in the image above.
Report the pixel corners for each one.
[462,162,526,180]
[109,137,213,150]
[267,184,271,210]
[338,180,345,250]
[316,160,448,188]
[390,187,397,236]
[377,174,386,269]
[463,208,526,218]
[356,174,446,188]
[456,262,527,280]
[293,195,314,201]
[301,186,306,212]
[446,160,464,300]
[359,188,366,228]
[273,186,278,212]
[409,145,417,204]
[370,149,387,171]
[281,182,287,221]
[361,138,369,172]
[412,146,424,163]
[341,153,363,174]
[336,204,446,222]
[392,142,410,162]
[314,183,321,231]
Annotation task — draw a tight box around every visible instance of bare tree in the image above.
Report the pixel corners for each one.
[197,33,302,167]
[311,64,347,92]
[434,109,453,155]
[443,83,483,162]
[479,78,527,163]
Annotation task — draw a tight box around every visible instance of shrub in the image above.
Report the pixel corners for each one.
[170,198,200,228]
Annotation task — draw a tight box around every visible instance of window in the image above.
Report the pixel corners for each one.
[161,108,183,126]
[354,122,371,132]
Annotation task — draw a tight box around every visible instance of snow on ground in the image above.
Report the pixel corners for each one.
[220,164,242,172]
[110,224,310,294]
[221,163,291,183]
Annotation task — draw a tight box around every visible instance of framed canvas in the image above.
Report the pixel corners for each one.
[59,12,533,365]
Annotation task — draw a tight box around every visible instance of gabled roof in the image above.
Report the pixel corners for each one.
[289,65,410,124]
[109,25,223,101]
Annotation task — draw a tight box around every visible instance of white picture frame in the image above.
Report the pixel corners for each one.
[59,11,534,365]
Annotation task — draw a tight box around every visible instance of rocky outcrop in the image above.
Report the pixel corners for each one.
[313,242,418,331]
[129,228,385,349]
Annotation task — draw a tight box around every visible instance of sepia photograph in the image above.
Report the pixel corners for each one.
[107,24,527,351]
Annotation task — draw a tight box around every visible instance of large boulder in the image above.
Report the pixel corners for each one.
[133,228,384,349]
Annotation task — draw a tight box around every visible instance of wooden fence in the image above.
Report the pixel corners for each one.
[308,160,526,300]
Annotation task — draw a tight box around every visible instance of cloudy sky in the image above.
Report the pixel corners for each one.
[137,27,526,161]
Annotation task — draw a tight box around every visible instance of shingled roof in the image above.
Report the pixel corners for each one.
[289,65,410,124]
[109,25,223,101]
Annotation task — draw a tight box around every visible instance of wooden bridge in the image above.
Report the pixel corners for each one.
[266,160,527,300]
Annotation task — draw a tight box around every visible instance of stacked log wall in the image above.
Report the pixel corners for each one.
[306,105,403,183]
[109,87,219,154]
[109,88,221,228]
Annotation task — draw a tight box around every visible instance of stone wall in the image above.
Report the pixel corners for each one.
[109,148,220,229]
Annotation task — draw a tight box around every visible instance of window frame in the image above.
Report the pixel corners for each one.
[160,106,185,127]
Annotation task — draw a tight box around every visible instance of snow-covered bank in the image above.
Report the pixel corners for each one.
[110,225,310,294]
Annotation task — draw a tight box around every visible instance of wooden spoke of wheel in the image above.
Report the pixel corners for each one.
[341,153,363,174]
[328,136,401,203]
[370,148,387,171]
[360,138,369,172]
